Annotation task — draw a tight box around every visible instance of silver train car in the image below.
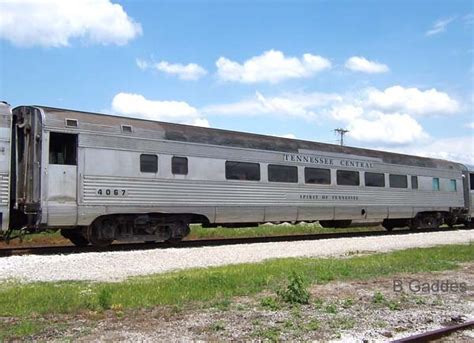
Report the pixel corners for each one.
[0,103,472,246]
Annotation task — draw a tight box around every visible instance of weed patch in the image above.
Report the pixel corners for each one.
[97,288,112,310]
[277,272,310,305]
[260,296,281,310]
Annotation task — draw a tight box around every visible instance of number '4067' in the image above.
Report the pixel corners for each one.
[96,188,127,196]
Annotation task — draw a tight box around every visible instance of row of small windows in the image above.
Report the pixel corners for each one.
[224,161,421,188]
[224,161,458,191]
[140,154,188,175]
[139,155,457,191]
[432,178,457,192]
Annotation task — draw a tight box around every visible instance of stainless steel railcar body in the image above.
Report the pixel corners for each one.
[3,105,472,245]
[0,102,11,233]
[467,165,474,217]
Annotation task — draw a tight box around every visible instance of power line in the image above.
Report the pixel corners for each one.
[334,128,349,146]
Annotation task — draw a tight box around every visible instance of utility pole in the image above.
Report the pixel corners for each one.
[334,128,349,146]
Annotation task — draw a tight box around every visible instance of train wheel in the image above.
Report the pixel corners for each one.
[466,219,473,229]
[86,219,115,247]
[86,228,114,247]
[68,234,90,247]
[382,219,395,231]
[60,228,89,247]
[165,220,190,244]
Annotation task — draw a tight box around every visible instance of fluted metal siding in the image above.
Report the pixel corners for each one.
[82,175,463,208]
[0,173,9,206]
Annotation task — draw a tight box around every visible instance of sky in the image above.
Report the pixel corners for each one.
[0,0,473,164]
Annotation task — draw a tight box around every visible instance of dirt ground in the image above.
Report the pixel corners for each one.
[16,263,472,342]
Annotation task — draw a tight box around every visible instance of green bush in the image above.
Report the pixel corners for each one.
[277,271,310,305]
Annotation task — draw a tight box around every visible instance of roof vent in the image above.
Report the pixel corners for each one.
[65,118,78,127]
[121,124,133,133]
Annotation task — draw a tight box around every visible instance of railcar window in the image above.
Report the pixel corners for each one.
[364,172,385,187]
[65,119,78,128]
[49,132,77,165]
[449,179,457,192]
[140,154,158,173]
[470,174,474,190]
[411,176,418,189]
[432,177,440,191]
[225,161,260,181]
[389,174,408,188]
[304,168,330,184]
[268,164,298,183]
[172,156,188,175]
[336,170,360,186]
[121,125,133,133]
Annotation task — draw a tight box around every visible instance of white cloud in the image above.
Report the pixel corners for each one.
[330,104,364,122]
[0,0,142,48]
[379,136,474,165]
[202,85,460,146]
[345,56,389,73]
[136,59,207,80]
[366,85,459,115]
[204,85,459,123]
[467,122,474,129]
[216,50,331,83]
[426,17,456,36]
[328,85,459,145]
[347,112,428,145]
[111,93,209,127]
[202,91,341,119]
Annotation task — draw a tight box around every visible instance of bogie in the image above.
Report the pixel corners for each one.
[82,214,192,247]
[60,228,89,247]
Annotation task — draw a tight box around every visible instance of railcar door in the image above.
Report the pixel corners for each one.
[12,106,43,229]
[47,132,78,225]
[470,173,474,217]
[0,102,11,233]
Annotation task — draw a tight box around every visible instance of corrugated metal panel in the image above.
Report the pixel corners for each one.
[82,175,464,208]
[0,173,9,205]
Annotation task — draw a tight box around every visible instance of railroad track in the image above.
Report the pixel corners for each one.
[0,226,470,257]
[392,319,474,342]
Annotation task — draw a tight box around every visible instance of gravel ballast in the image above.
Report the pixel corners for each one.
[0,230,472,283]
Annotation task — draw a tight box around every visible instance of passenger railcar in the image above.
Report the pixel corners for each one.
[0,103,472,246]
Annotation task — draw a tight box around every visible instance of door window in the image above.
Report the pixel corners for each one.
[49,132,77,165]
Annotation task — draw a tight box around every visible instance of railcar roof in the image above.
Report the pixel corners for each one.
[23,105,464,171]
[465,164,474,172]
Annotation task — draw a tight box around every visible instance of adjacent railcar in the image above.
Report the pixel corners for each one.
[1,104,472,246]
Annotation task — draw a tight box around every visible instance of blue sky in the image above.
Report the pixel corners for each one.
[0,0,473,163]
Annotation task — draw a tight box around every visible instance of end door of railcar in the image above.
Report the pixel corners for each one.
[0,102,12,233]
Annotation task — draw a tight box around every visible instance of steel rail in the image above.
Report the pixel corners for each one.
[0,226,470,257]
[391,320,474,342]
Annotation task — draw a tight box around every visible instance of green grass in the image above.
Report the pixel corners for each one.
[187,222,382,240]
[0,320,46,340]
[0,244,472,320]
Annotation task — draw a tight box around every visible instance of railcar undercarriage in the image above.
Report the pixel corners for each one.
[2,212,472,246]
[382,210,467,231]
[59,214,193,247]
